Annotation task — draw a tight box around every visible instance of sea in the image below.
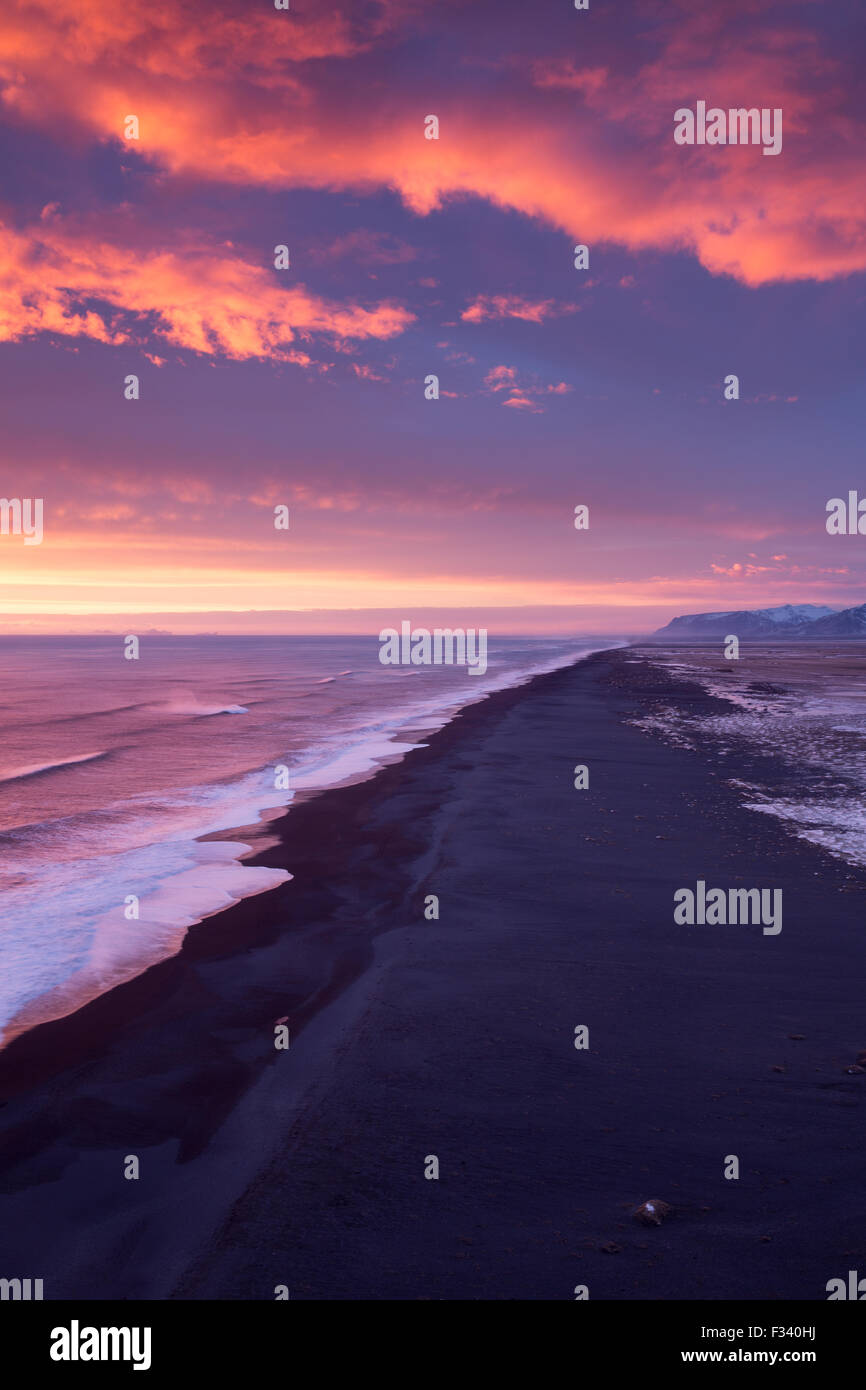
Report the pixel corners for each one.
[0,634,610,1045]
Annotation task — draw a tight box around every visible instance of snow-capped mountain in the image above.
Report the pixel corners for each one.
[652,603,842,640]
[806,602,866,637]
[752,604,837,625]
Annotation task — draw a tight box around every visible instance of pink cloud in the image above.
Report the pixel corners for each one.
[530,61,609,96]
[483,364,572,412]
[484,365,519,393]
[351,362,389,381]
[462,295,578,324]
[308,230,419,266]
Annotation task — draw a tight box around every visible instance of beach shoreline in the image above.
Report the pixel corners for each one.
[1,646,864,1300]
[0,636,614,1050]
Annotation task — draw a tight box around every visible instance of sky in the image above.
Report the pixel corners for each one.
[0,0,864,635]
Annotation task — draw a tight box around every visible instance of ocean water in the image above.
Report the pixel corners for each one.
[631,643,866,870]
[0,634,610,1044]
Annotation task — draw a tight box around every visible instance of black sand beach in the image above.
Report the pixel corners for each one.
[1,647,864,1300]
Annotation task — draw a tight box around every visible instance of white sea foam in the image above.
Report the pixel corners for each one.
[633,644,866,869]
[744,796,866,867]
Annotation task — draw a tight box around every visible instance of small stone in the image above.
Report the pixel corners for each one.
[600,1242,621,1254]
[633,1199,673,1227]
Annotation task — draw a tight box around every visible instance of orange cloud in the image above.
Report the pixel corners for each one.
[0,214,415,361]
[0,0,863,288]
[0,0,399,81]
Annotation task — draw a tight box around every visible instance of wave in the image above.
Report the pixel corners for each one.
[0,751,109,782]
[156,700,249,717]
[13,703,143,729]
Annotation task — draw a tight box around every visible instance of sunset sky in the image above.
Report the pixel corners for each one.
[0,0,864,634]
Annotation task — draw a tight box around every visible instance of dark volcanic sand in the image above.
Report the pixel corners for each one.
[0,647,864,1300]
